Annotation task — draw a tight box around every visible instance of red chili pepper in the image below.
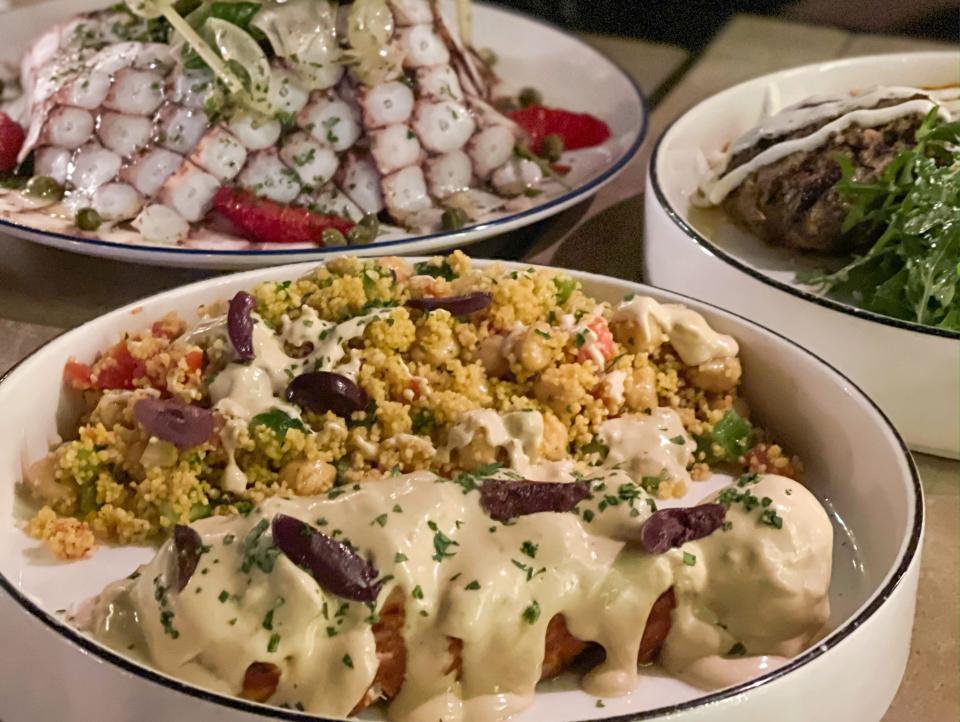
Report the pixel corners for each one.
[212,187,354,245]
[508,106,611,154]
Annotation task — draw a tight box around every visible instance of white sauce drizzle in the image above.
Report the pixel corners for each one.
[85,472,832,720]
[599,410,695,485]
[612,296,739,366]
[699,85,960,205]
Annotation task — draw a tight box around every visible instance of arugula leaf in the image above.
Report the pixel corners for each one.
[695,409,753,463]
[803,109,960,330]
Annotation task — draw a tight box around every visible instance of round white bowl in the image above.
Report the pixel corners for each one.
[0,261,922,721]
[645,51,960,459]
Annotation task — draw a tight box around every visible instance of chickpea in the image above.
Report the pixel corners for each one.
[280,459,336,496]
[478,334,509,377]
[688,357,742,393]
[378,256,412,283]
[22,454,70,504]
[516,329,552,373]
[625,365,657,411]
[611,317,664,354]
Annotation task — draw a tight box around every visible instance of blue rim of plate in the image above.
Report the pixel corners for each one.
[647,77,960,341]
[0,2,649,260]
[0,261,923,722]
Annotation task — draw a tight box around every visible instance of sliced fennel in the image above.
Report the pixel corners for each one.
[252,0,342,90]
[206,17,272,110]
[344,0,404,85]
[125,0,245,97]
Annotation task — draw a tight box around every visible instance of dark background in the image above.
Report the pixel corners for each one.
[489,0,959,50]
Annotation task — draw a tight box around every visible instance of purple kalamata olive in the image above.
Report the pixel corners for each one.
[285,372,368,418]
[228,291,257,361]
[639,503,726,554]
[406,292,492,316]
[133,398,215,450]
[480,478,591,522]
[272,514,382,603]
[173,524,203,592]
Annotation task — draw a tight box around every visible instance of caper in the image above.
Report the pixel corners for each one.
[347,214,380,245]
[441,207,468,231]
[478,48,498,66]
[321,227,347,247]
[24,175,64,202]
[540,133,565,162]
[518,87,542,108]
[75,207,103,231]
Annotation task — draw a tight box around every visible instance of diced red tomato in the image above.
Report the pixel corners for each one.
[63,341,145,391]
[508,106,611,155]
[577,317,615,365]
[93,342,145,390]
[185,349,204,372]
[63,359,93,389]
[212,187,354,245]
[0,112,25,173]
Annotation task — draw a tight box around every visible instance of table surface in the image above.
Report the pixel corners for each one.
[0,9,956,721]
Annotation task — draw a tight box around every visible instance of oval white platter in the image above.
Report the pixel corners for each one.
[645,51,960,458]
[0,0,645,269]
[0,259,921,722]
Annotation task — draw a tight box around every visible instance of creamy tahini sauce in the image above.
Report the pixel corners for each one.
[86,472,832,720]
[599,410,695,486]
[699,85,960,205]
[612,296,739,366]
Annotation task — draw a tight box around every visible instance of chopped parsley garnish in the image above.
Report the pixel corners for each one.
[670,435,687,445]
[218,590,229,603]
[595,699,606,708]
[411,407,436,435]
[413,259,458,281]
[160,609,179,639]
[393,504,403,513]
[223,534,235,545]
[411,585,424,600]
[682,551,697,566]
[326,626,338,637]
[534,329,551,339]
[228,618,237,625]
[760,509,784,529]
[640,470,667,495]
[267,633,280,653]
[427,520,459,561]
[512,559,546,581]
[342,653,354,669]
[520,541,538,558]
[522,601,541,624]
[394,552,408,563]
[737,472,760,487]
[464,580,481,590]
[240,518,280,574]
[727,642,747,657]
[371,513,388,527]
[581,509,595,523]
